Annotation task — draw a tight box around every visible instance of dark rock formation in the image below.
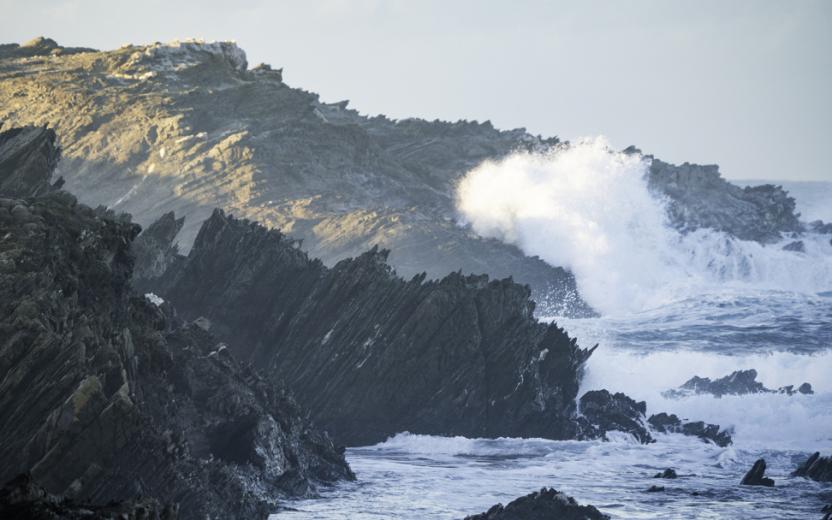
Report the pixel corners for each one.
[0,125,63,198]
[0,473,174,519]
[647,413,733,447]
[131,211,185,292]
[462,488,609,520]
[577,390,653,444]
[792,452,832,482]
[645,156,801,242]
[782,240,806,253]
[823,504,832,520]
[0,129,353,519]
[646,485,665,492]
[662,369,813,398]
[146,208,597,446]
[654,469,678,479]
[740,459,774,487]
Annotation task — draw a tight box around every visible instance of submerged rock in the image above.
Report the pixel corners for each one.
[462,488,609,520]
[646,485,665,493]
[663,369,813,399]
[577,390,653,444]
[647,413,733,447]
[740,459,774,487]
[781,240,806,253]
[791,452,832,482]
[0,473,174,519]
[147,209,597,446]
[654,469,678,479]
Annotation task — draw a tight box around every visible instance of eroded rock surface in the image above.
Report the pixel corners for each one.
[663,369,813,399]
[648,413,733,447]
[0,38,590,315]
[0,473,174,520]
[0,130,352,519]
[462,488,609,520]
[645,155,801,242]
[577,390,653,444]
[792,452,832,482]
[145,208,597,446]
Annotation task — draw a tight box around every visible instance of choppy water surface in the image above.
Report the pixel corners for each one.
[278,176,832,518]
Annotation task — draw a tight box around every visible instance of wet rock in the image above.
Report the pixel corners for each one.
[740,459,774,487]
[823,504,832,520]
[648,413,733,447]
[148,209,597,446]
[462,488,609,520]
[663,369,813,399]
[791,452,832,482]
[0,473,175,519]
[782,240,805,253]
[807,220,832,234]
[646,485,665,492]
[647,158,801,242]
[654,468,678,479]
[577,390,653,444]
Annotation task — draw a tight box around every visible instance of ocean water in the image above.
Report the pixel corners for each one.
[277,146,832,518]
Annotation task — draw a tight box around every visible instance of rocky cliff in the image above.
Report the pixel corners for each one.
[0,126,353,519]
[143,208,597,446]
[644,154,801,242]
[0,37,589,316]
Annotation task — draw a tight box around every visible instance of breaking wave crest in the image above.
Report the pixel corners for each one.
[455,137,832,315]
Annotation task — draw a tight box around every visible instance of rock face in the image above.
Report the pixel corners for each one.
[0,473,174,520]
[647,413,733,447]
[663,369,814,398]
[462,488,609,520]
[130,210,185,292]
[0,38,590,316]
[0,125,63,198]
[792,452,832,482]
[645,156,801,242]
[0,130,353,519]
[740,459,774,487]
[144,208,597,446]
[577,390,653,444]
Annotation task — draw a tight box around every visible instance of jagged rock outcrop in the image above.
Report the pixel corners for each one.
[0,125,63,197]
[577,390,653,444]
[462,488,609,520]
[662,369,813,399]
[0,37,590,316]
[144,208,597,446]
[740,459,774,487]
[792,452,832,482]
[0,473,174,519]
[130,211,185,292]
[644,155,801,242]
[0,130,353,519]
[654,469,678,479]
[647,413,733,447]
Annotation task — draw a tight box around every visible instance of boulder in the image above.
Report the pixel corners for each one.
[648,413,733,447]
[577,390,653,443]
[654,468,678,479]
[462,488,609,520]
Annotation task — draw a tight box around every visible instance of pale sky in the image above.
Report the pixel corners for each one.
[2,0,831,181]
